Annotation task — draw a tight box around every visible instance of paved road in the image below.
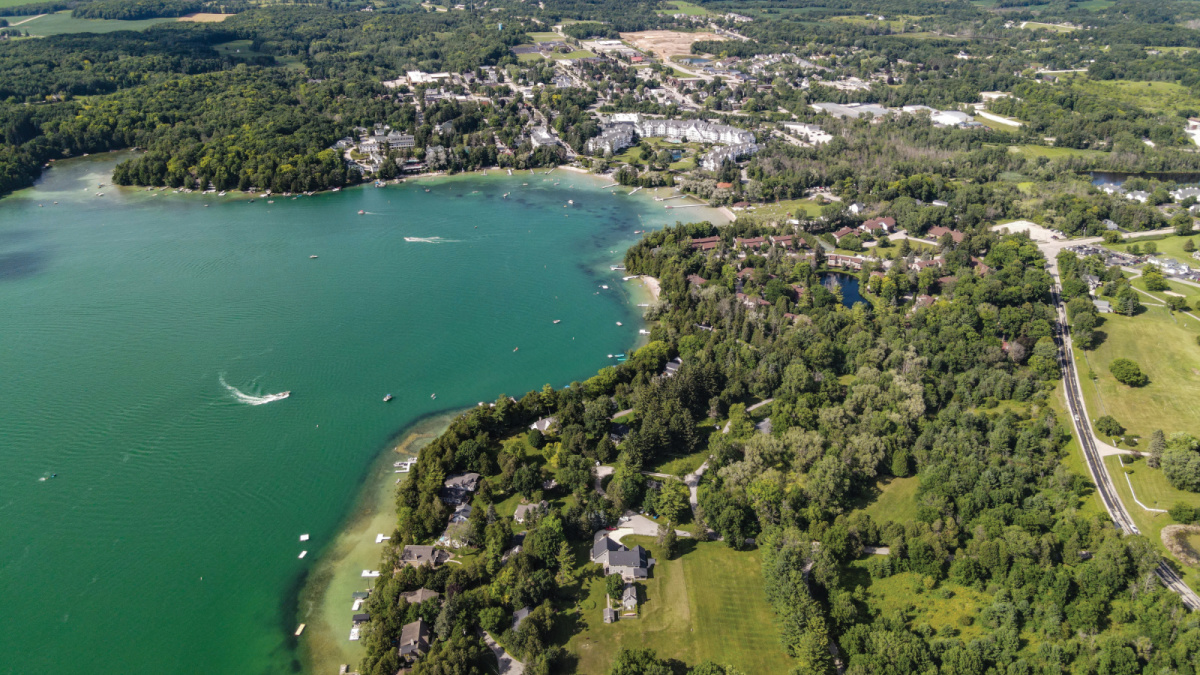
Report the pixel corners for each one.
[1046,270,1200,609]
[481,631,525,675]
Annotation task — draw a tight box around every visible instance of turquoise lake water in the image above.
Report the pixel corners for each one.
[0,156,724,674]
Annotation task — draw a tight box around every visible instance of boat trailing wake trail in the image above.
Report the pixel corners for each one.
[404,237,459,243]
[219,374,290,405]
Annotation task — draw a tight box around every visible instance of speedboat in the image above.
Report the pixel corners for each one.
[358,210,365,215]
[310,255,318,259]
[616,321,622,326]
[383,394,393,402]
[280,391,291,399]
[553,319,561,324]
[430,393,436,400]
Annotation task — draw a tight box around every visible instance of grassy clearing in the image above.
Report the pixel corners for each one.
[528,31,561,42]
[732,198,823,223]
[826,14,914,31]
[655,0,712,16]
[7,10,175,35]
[1071,305,1200,441]
[852,475,920,525]
[551,50,596,60]
[562,537,792,674]
[517,52,545,64]
[1105,454,1200,589]
[843,560,991,639]
[1008,145,1108,160]
[974,114,1020,133]
[1105,235,1200,270]
[1074,79,1200,115]
[1021,21,1076,32]
[648,449,708,477]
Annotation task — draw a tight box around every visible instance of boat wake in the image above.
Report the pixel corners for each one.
[219,374,290,405]
[404,237,458,243]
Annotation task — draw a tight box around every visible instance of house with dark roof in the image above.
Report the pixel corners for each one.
[592,535,656,580]
[400,545,451,568]
[398,618,431,662]
[400,588,440,604]
[450,502,473,524]
[609,423,631,444]
[441,472,481,505]
[603,607,618,623]
[662,357,682,378]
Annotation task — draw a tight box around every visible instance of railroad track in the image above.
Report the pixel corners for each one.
[1048,285,1200,609]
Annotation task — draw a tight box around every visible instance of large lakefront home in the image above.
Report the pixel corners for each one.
[591,535,656,580]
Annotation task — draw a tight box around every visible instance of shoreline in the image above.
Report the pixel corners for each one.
[297,409,462,675]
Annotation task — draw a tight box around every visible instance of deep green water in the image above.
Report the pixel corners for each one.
[0,156,723,674]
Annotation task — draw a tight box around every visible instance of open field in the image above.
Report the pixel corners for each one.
[551,50,596,60]
[1074,79,1200,115]
[178,12,232,22]
[1071,305,1200,441]
[562,537,793,674]
[528,31,561,42]
[655,0,712,16]
[974,113,1020,132]
[1007,144,1108,160]
[827,14,914,31]
[517,52,545,64]
[1105,454,1200,590]
[4,10,174,35]
[1105,235,1200,270]
[619,30,722,60]
[731,198,823,223]
[852,475,920,525]
[843,562,991,640]
[1021,21,1077,32]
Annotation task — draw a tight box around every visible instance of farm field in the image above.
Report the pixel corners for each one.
[620,30,723,60]
[1073,79,1200,115]
[1071,305,1200,441]
[562,537,792,674]
[3,10,175,35]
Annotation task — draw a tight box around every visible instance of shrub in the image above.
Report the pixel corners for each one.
[1169,502,1199,524]
[1109,358,1148,387]
[1095,415,1125,437]
[1162,449,1200,492]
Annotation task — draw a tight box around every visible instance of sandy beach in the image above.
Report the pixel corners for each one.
[641,275,661,301]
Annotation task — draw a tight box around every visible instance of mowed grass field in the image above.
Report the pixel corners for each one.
[3,10,175,35]
[1106,454,1200,589]
[1072,305,1200,440]
[1105,235,1200,270]
[1008,144,1108,161]
[853,475,920,525]
[655,0,712,16]
[733,197,824,223]
[563,537,792,674]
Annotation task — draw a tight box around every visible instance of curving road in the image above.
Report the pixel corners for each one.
[1047,281,1200,609]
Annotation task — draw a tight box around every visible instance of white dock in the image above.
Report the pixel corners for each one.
[375,533,390,543]
[600,182,620,189]
[298,550,307,559]
[299,534,309,542]
[362,570,380,578]
[629,187,643,195]
[294,623,306,636]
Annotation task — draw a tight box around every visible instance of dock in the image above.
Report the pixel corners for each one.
[294,624,306,636]
[600,182,620,189]
[666,203,706,209]
[629,186,643,195]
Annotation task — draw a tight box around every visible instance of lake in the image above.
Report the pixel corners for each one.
[0,154,726,674]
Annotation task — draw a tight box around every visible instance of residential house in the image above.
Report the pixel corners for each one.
[689,236,722,251]
[592,535,656,579]
[530,126,560,148]
[603,607,618,623]
[686,274,708,286]
[441,472,481,505]
[400,588,441,605]
[1127,190,1150,204]
[860,217,895,234]
[736,292,773,308]
[450,502,472,524]
[514,500,548,524]
[833,226,857,243]
[609,422,631,444]
[847,202,865,215]
[400,545,451,568]
[927,226,965,244]
[1093,299,1113,313]
[530,416,557,433]
[398,618,431,662]
[662,357,683,377]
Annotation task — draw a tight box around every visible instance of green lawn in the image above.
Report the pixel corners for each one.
[1105,454,1200,590]
[1105,235,1200,270]
[648,450,708,477]
[562,537,793,674]
[853,475,920,525]
[974,114,1020,133]
[733,198,824,223]
[655,0,713,16]
[4,10,175,35]
[517,52,545,64]
[550,50,597,60]
[1021,21,1077,32]
[527,31,561,42]
[1072,305,1200,441]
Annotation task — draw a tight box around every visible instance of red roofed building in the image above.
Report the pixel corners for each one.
[833,227,856,242]
[686,274,707,286]
[716,182,734,189]
[859,217,895,233]
[928,226,966,244]
[736,236,768,249]
[689,236,721,251]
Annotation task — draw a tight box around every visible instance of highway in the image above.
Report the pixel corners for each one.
[1048,282,1200,609]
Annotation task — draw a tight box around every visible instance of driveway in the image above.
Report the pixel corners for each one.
[481,631,525,675]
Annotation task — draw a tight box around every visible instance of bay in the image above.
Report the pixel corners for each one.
[0,155,726,674]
